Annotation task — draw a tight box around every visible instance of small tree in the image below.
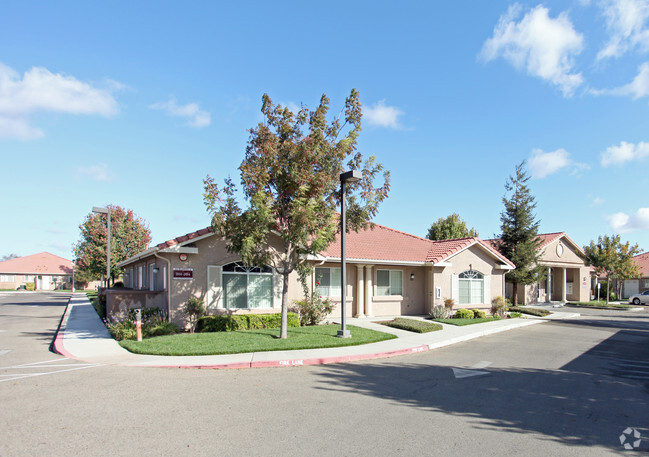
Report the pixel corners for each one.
[203,90,390,339]
[74,205,152,286]
[496,161,546,305]
[182,297,206,333]
[1,254,19,261]
[426,213,478,240]
[583,235,641,304]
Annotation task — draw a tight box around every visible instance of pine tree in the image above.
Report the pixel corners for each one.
[497,161,545,305]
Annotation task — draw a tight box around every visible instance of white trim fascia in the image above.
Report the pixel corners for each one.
[495,264,515,270]
[117,247,159,268]
[433,261,452,267]
[319,257,430,266]
[160,246,199,254]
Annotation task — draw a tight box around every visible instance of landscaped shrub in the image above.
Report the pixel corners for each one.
[293,292,334,326]
[472,309,486,319]
[196,312,300,333]
[182,297,206,333]
[508,306,550,317]
[386,318,442,333]
[25,283,35,291]
[491,296,507,318]
[430,304,448,319]
[444,298,455,315]
[509,312,522,318]
[104,306,178,340]
[454,308,474,319]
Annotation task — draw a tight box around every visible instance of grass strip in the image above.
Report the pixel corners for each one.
[508,306,551,317]
[119,324,396,356]
[566,301,634,309]
[433,317,503,326]
[384,318,442,333]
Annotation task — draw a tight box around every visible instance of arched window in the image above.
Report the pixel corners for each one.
[459,270,484,305]
[222,262,273,309]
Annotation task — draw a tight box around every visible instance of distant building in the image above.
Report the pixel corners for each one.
[0,252,73,290]
[620,252,649,299]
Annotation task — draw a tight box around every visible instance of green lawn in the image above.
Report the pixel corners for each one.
[383,318,443,333]
[119,324,397,356]
[566,301,634,309]
[508,306,551,317]
[433,317,504,326]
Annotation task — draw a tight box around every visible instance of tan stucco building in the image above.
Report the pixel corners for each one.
[116,223,515,326]
[499,232,593,304]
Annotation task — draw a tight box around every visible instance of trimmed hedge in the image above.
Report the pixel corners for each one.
[472,309,486,319]
[507,306,550,317]
[386,318,442,333]
[454,308,474,319]
[196,312,300,332]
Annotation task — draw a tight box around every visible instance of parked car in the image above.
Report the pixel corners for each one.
[16,285,26,290]
[629,290,649,305]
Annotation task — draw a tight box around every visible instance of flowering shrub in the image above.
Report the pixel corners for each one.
[491,296,507,318]
[293,292,334,326]
[429,304,448,319]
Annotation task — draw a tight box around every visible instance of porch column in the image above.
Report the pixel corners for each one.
[562,268,567,303]
[356,265,365,318]
[365,265,374,317]
[547,267,552,302]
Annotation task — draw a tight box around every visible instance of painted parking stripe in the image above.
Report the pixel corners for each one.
[0,364,101,383]
[0,350,10,357]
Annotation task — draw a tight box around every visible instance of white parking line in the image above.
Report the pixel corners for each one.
[0,363,101,382]
[0,350,10,357]
[0,358,102,383]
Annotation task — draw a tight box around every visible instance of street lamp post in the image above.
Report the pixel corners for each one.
[337,170,362,338]
[92,206,111,288]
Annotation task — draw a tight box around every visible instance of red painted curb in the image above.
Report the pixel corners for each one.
[52,298,76,360]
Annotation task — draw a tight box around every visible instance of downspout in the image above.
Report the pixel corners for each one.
[154,251,172,319]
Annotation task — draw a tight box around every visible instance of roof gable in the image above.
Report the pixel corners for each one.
[0,252,73,275]
[634,252,649,277]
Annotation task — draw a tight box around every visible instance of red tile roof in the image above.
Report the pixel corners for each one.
[486,232,585,255]
[322,223,514,266]
[634,252,649,277]
[156,227,213,249]
[0,252,73,275]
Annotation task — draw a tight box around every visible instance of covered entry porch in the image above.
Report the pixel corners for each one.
[538,265,584,303]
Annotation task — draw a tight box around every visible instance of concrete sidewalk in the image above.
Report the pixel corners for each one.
[53,293,580,369]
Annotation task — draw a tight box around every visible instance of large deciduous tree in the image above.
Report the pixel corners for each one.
[583,234,641,304]
[73,205,152,286]
[203,90,390,339]
[426,213,478,241]
[496,161,545,305]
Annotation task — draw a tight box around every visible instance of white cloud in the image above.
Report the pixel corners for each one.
[364,100,404,129]
[76,163,112,182]
[609,207,649,232]
[480,4,584,96]
[597,61,649,98]
[528,148,588,178]
[592,196,605,205]
[597,0,649,61]
[601,140,649,165]
[0,62,119,140]
[149,97,211,128]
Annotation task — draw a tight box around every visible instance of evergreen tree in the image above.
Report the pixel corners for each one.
[497,161,545,305]
[426,213,478,240]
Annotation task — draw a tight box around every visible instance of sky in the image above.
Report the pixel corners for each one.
[1,0,648,261]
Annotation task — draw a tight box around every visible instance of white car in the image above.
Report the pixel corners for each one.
[629,290,649,306]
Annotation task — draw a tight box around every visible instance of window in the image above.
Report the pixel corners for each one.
[222,262,273,309]
[643,279,649,289]
[0,275,15,282]
[376,270,403,296]
[459,270,484,305]
[24,275,34,282]
[137,266,144,289]
[315,267,341,296]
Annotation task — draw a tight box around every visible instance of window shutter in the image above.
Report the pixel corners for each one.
[452,274,459,301]
[483,276,491,305]
[207,266,222,310]
[272,268,283,308]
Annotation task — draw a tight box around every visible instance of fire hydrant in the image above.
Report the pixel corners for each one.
[134,308,142,342]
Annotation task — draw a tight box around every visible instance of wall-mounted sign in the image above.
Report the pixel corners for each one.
[179,253,188,261]
[173,268,193,280]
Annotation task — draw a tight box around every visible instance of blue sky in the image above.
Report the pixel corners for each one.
[1,0,648,261]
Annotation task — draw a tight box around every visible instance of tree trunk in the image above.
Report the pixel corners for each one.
[606,276,611,305]
[512,282,519,306]
[279,272,290,339]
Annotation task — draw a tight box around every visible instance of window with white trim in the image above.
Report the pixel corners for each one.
[0,275,15,282]
[376,270,403,296]
[222,262,273,309]
[24,275,34,282]
[643,279,649,289]
[315,267,341,297]
[459,270,484,305]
